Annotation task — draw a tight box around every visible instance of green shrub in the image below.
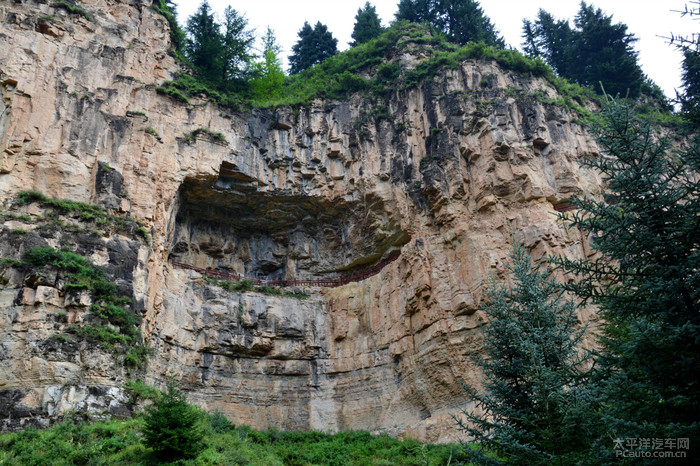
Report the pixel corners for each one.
[124,378,161,402]
[0,257,22,268]
[208,411,234,433]
[143,378,204,461]
[183,127,227,144]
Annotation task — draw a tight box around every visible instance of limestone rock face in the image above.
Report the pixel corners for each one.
[0,0,601,441]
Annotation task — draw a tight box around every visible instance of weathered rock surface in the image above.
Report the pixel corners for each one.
[0,0,601,441]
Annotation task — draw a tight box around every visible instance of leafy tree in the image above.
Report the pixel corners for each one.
[185,1,223,85]
[219,6,255,92]
[288,21,338,74]
[554,99,700,458]
[259,26,283,57]
[522,2,645,98]
[395,0,504,47]
[250,27,285,101]
[351,2,384,46]
[457,241,592,465]
[143,378,204,461]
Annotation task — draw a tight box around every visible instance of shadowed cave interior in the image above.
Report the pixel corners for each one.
[169,165,410,280]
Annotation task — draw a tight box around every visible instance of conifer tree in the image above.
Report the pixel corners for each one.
[288,21,338,74]
[395,0,504,47]
[522,2,644,98]
[185,1,223,85]
[351,2,384,46]
[669,3,700,123]
[219,6,255,92]
[457,241,592,465]
[143,378,204,461]
[554,99,700,458]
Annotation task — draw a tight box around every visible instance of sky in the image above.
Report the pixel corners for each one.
[174,1,698,100]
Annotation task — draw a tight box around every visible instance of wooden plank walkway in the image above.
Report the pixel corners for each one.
[171,253,400,288]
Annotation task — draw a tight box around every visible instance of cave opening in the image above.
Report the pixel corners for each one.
[168,163,409,281]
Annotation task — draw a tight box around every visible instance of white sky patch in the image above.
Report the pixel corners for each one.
[175,0,698,100]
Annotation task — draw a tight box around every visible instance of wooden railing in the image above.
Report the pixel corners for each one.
[171,253,401,288]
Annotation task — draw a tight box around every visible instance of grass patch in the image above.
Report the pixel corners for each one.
[23,246,149,367]
[182,127,227,145]
[144,126,160,139]
[157,73,241,108]
[0,414,469,465]
[51,1,92,21]
[0,257,22,268]
[16,190,149,243]
[126,110,147,118]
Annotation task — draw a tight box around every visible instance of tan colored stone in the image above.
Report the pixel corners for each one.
[34,286,63,307]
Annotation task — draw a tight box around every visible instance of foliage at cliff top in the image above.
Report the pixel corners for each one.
[159,21,603,113]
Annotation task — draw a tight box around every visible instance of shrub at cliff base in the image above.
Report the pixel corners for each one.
[142,379,205,461]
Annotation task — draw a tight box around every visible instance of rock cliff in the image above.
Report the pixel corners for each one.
[0,0,601,441]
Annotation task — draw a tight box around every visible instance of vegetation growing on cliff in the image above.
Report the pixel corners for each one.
[155,0,671,126]
[51,1,92,22]
[16,190,150,242]
[204,277,309,300]
[161,20,588,113]
[21,246,150,368]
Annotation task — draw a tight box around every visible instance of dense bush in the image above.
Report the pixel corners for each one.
[143,379,205,461]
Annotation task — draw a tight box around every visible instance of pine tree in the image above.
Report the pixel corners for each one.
[457,241,592,465]
[288,21,338,74]
[434,0,505,47]
[668,3,700,123]
[185,1,223,85]
[522,2,644,98]
[395,0,504,47]
[219,6,255,92]
[351,2,384,46]
[395,0,438,26]
[143,378,204,461]
[554,99,700,458]
[522,10,575,79]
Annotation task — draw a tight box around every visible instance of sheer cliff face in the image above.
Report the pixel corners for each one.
[0,0,601,441]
